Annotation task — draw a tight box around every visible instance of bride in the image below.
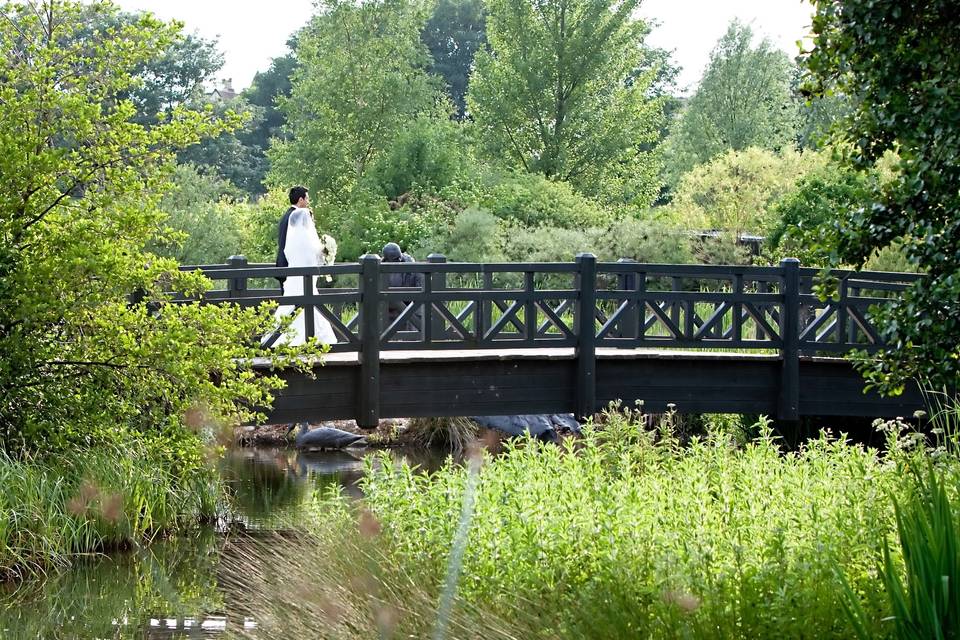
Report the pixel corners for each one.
[263,207,337,346]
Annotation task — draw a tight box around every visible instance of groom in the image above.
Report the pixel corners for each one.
[276,185,309,284]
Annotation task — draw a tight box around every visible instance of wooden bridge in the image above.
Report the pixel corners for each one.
[181,255,925,427]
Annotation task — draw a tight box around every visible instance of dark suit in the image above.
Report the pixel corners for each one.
[275,206,295,283]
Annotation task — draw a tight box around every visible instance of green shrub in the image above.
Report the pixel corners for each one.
[499,224,593,263]
[767,164,874,267]
[325,192,452,261]
[666,147,823,236]
[432,207,504,263]
[351,412,910,638]
[593,217,696,264]
[364,116,470,200]
[477,170,613,229]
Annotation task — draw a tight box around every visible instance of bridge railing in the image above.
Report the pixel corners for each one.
[176,255,918,356]
[175,255,918,421]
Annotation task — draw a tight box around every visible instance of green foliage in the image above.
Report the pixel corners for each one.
[497,217,694,265]
[149,164,248,265]
[839,463,960,639]
[475,170,613,229]
[324,192,451,261]
[883,467,960,639]
[863,243,918,275]
[768,162,875,266]
[342,412,914,638]
[364,116,470,200]
[81,7,224,123]
[437,207,503,263]
[0,441,217,579]
[468,0,663,205]
[499,224,591,264]
[269,0,443,202]
[595,217,696,264]
[238,42,299,195]
[241,188,296,264]
[421,0,486,119]
[797,92,851,151]
[664,21,799,186]
[0,1,314,456]
[667,147,820,235]
[803,0,960,393]
[176,96,265,196]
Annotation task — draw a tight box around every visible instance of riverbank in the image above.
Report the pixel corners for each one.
[0,442,218,582]
[3,407,957,637]
[235,419,411,448]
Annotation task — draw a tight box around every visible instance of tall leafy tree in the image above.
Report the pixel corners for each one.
[804,0,960,393]
[236,41,299,194]
[178,96,266,195]
[664,21,798,184]
[86,8,271,196]
[467,0,664,206]
[269,0,442,202]
[421,0,486,119]
[81,8,225,123]
[0,1,304,454]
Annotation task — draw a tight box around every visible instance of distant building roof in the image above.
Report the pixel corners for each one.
[207,78,237,102]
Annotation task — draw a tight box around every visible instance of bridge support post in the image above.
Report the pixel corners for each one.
[778,258,800,421]
[575,253,597,420]
[617,258,639,339]
[226,255,248,299]
[359,254,381,429]
[427,253,447,342]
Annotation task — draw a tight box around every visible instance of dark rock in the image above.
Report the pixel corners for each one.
[470,415,558,443]
[549,413,582,434]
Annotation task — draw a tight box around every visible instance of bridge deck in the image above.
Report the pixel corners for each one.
[253,347,783,367]
[254,348,924,425]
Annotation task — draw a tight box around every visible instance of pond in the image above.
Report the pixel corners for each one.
[0,446,449,639]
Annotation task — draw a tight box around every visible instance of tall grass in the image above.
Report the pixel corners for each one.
[219,410,946,638]
[0,444,218,581]
[839,396,960,639]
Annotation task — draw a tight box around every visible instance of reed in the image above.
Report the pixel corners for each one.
[0,443,219,581]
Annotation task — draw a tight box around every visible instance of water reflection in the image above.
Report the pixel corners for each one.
[0,530,224,639]
[220,446,451,527]
[1,446,448,638]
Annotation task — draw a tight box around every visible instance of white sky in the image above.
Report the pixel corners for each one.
[115,0,815,93]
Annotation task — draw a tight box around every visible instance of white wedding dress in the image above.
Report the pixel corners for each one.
[263,208,337,346]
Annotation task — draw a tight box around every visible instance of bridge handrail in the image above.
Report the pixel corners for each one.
[170,254,920,422]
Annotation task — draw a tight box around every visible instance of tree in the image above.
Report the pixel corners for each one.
[87,8,272,196]
[150,164,250,265]
[665,148,822,237]
[364,116,470,199]
[177,96,266,195]
[242,45,297,152]
[0,1,308,454]
[467,0,664,206]
[804,0,960,393]
[664,21,798,185]
[767,163,873,266]
[269,0,442,202]
[237,42,299,194]
[421,0,486,119]
[81,8,224,123]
